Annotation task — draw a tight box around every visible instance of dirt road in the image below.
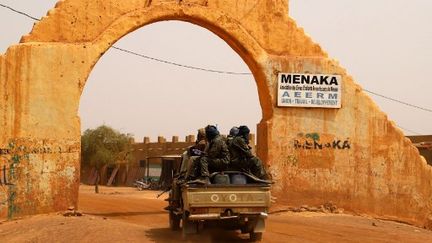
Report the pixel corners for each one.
[1,185,432,242]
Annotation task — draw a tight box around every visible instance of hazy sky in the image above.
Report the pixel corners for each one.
[0,1,431,141]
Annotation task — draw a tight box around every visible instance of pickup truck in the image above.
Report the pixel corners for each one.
[167,172,271,241]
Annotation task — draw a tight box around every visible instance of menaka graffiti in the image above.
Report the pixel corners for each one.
[294,133,351,150]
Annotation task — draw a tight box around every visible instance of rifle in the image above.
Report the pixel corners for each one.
[157,186,171,198]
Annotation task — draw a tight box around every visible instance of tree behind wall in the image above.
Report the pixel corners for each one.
[81,125,134,193]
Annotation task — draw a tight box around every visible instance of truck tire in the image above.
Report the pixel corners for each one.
[169,211,180,231]
[250,232,263,241]
[182,213,197,239]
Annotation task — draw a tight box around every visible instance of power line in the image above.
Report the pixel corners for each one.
[396,125,422,135]
[0,3,40,21]
[0,3,251,75]
[364,89,432,114]
[112,46,252,75]
[1,3,432,114]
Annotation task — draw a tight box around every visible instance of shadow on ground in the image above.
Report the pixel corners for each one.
[84,211,166,217]
[145,227,253,243]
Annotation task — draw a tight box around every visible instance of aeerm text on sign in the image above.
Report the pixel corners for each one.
[277,73,342,108]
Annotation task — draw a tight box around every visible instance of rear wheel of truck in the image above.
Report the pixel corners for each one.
[182,213,197,239]
[169,211,180,231]
[250,232,263,241]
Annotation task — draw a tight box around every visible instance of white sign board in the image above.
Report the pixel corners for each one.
[278,73,342,108]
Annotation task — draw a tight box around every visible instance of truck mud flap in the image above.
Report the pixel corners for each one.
[254,217,266,233]
[242,213,267,233]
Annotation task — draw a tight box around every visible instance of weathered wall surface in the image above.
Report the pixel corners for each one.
[265,57,432,227]
[0,44,84,217]
[0,0,431,228]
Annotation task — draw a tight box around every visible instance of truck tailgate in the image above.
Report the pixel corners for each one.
[183,185,271,208]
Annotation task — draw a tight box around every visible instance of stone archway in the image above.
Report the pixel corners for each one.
[1,0,431,228]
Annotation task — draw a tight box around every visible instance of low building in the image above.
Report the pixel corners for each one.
[407,135,432,165]
[81,134,256,187]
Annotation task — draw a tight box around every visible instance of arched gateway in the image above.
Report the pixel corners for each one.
[1,0,431,228]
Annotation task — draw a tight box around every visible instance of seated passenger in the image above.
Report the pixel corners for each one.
[179,128,206,179]
[228,125,268,179]
[226,126,239,147]
[188,125,230,184]
[169,128,206,210]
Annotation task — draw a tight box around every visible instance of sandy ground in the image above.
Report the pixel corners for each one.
[1,185,432,242]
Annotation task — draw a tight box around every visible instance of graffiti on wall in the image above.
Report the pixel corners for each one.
[0,165,10,186]
[0,138,80,218]
[294,133,351,150]
[279,154,299,168]
[0,143,79,155]
[0,162,9,212]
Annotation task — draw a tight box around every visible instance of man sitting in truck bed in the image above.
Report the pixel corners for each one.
[228,125,268,179]
[188,125,230,184]
[226,126,240,147]
[180,128,206,179]
[167,128,207,210]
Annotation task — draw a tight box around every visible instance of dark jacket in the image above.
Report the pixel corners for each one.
[204,134,230,167]
[228,136,254,162]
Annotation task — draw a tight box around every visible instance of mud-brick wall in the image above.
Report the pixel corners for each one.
[264,56,432,228]
[0,44,85,219]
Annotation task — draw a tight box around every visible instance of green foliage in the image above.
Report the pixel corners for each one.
[81,125,134,169]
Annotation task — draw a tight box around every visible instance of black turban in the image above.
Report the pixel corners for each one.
[205,125,219,141]
[238,125,250,142]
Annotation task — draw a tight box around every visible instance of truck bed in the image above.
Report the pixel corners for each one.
[182,184,271,209]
